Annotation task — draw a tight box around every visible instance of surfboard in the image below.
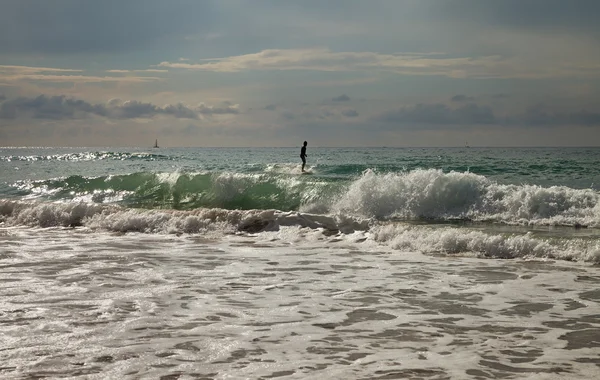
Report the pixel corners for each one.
[301,171,313,175]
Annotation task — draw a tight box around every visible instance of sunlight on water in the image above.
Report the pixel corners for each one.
[1,147,600,379]
[0,228,598,379]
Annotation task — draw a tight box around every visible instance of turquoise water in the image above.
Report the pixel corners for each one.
[3,147,600,186]
[2,147,600,212]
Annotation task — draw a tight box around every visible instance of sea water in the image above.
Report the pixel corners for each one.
[0,147,599,379]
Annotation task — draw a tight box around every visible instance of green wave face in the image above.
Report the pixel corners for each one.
[5,167,600,227]
[12,171,339,211]
[4,147,600,226]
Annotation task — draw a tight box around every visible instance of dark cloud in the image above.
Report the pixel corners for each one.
[318,109,334,119]
[373,102,600,127]
[492,94,510,99]
[332,94,351,102]
[439,0,600,36]
[374,103,496,125]
[281,107,358,121]
[161,103,200,119]
[282,111,295,120]
[0,94,6,102]
[1,95,106,120]
[2,0,597,62]
[451,94,475,103]
[264,104,277,111]
[341,109,359,117]
[0,0,217,54]
[517,105,600,126]
[0,95,237,120]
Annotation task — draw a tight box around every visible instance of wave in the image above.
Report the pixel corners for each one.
[9,170,337,211]
[371,223,600,263]
[306,169,600,227]
[1,200,598,263]
[0,151,172,162]
[4,168,600,227]
[0,200,368,234]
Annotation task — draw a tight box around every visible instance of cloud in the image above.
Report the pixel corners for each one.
[0,65,82,74]
[282,111,295,120]
[279,106,359,121]
[0,95,239,120]
[157,48,600,79]
[0,1,218,54]
[373,103,496,125]
[0,65,162,84]
[332,94,350,102]
[264,104,277,111]
[517,105,600,126]
[341,108,359,117]
[451,94,475,102]
[373,102,600,127]
[157,48,500,77]
[106,69,168,73]
[439,0,600,36]
[197,103,239,115]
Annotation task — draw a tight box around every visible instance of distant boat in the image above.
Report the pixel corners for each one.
[465,141,470,148]
[153,139,159,148]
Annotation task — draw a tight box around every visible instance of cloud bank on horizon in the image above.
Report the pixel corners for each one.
[1,0,599,147]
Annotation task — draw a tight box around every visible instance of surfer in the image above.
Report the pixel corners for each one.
[300,141,308,172]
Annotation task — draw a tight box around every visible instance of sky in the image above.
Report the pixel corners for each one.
[1,0,600,147]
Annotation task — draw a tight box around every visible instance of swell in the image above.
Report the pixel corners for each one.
[4,168,600,227]
[9,171,338,212]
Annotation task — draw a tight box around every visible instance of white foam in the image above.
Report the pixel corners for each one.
[264,163,307,175]
[3,227,597,378]
[318,169,600,227]
[0,200,108,228]
[371,223,600,263]
[3,199,600,262]
[0,200,370,235]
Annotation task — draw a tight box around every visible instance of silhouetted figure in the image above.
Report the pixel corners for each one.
[300,141,308,172]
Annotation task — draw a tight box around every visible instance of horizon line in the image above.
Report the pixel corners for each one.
[2,145,600,149]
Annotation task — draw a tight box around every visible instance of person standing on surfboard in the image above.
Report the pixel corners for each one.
[300,141,308,172]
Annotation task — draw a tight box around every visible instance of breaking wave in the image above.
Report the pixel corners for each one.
[1,199,599,263]
[0,200,368,234]
[371,223,600,263]
[3,169,600,227]
[308,169,600,227]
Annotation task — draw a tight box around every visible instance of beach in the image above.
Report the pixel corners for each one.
[1,147,599,379]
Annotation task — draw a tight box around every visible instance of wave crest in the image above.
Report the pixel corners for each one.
[314,169,600,227]
[6,168,600,227]
[0,200,369,234]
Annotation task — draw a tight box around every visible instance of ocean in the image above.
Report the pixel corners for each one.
[1,146,599,379]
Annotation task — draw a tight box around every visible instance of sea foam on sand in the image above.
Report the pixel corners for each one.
[0,226,599,379]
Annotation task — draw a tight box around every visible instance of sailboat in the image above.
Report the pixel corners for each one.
[153,139,159,148]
